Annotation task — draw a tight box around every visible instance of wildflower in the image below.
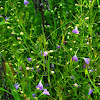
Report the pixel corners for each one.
[31,67,34,71]
[36,65,39,68]
[51,71,55,74]
[36,81,43,90]
[88,89,93,95]
[74,83,78,87]
[83,65,86,68]
[88,66,90,69]
[68,32,70,34]
[95,69,97,71]
[17,37,21,40]
[1,15,9,21]
[86,42,89,45]
[84,58,90,64]
[32,93,35,98]
[89,69,93,72]
[85,17,89,20]
[20,32,24,35]
[56,45,60,49]
[24,0,29,6]
[54,7,57,10]
[5,17,9,21]
[51,63,54,68]
[44,60,46,64]
[41,50,43,56]
[72,55,78,62]
[27,58,32,61]
[70,48,72,51]
[65,93,67,95]
[73,41,76,43]
[47,25,50,27]
[98,83,100,86]
[19,67,22,71]
[26,67,30,70]
[89,37,92,39]
[14,83,19,90]
[72,26,79,34]
[43,89,50,95]
[67,36,69,39]
[66,12,68,14]
[37,68,40,72]
[43,51,48,57]
[70,76,75,79]
[49,50,54,53]
[41,51,48,56]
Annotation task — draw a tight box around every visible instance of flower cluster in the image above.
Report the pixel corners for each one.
[72,55,90,64]
[88,88,93,95]
[36,81,50,95]
[41,50,48,57]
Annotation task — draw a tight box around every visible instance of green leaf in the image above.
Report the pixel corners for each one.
[0,21,5,25]
[0,87,12,95]
[0,21,10,26]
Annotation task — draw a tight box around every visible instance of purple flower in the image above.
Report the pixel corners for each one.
[71,76,75,79]
[72,55,78,62]
[32,93,35,98]
[43,89,50,95]
[88,89,93,95]
[84,58,90,64]
[37,68,40,72]
[47,25,50,27]
[86,42,89,45]
[83,65,86,68]
[72,26,79,34]
[66,12,68,14]
[44,60,48,64]
[36,81,43,90]
[43,52,48,57]
[44,60,46,64]
[51,63,54,69]
[57,45,60,48]
[27,58,32,61]
[31,67,34,71]
[24,0,29,5]
[41,51,48,56]
[89,69,93,72]
[5,17,9,21]
[88,66,90,69]
[14,83,19,90]
[19,67,22,71]
[41,50,43,56]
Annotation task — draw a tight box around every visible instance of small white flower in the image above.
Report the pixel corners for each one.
[51,71,55,74]
[26,67,30,70]
[74,83,78,87]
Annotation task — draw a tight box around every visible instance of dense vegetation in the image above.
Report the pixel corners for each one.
[0,0,100,100]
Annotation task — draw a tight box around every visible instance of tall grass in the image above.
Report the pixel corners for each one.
[0,0,100,100]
